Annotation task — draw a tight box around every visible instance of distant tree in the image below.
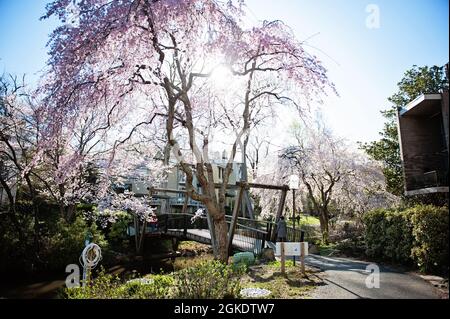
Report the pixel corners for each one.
[246,132,270,180]
[254,121,395,244]
[359,65,449,198]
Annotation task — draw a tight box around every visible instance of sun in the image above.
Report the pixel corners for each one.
[209,64,233,89]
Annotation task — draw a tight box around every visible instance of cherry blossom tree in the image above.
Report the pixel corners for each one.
[40,0,333,261]
[0,74,45,254]
[254,122,397,243]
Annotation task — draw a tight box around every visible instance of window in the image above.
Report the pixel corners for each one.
[179,172,186,183]
[115,183,132,194]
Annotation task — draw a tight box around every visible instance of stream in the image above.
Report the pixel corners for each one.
[0,239,213,299]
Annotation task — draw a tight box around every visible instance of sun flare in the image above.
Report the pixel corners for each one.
[209,64,233,89]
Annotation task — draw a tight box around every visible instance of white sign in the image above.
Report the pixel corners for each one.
[275,242,308,257]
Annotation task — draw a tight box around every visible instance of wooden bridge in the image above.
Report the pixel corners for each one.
[129,182,305,256]
[132,213,304,256]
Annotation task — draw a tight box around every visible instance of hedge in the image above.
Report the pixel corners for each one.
[363,205,449,274]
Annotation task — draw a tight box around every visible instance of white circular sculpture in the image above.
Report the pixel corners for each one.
[240,287,272,298]
[79,243,102,286]
[80,243,102,268]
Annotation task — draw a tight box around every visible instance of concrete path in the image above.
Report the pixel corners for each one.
[305,254,442,299]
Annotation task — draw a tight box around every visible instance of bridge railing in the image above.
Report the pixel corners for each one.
[156,213,209,233]
[155,213,305,254]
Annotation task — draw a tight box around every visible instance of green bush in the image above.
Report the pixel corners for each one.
[410,205,449,274]
[335,237,366,258]
[120,274,174,299]
[173,260,244,299]
[268,259,296,268]
[0,212,35,273]
[63,269,174,299]
[383,210,414,263]
[63,268,122,299]
[64,261,245,299]
[363,205,449,274]
[0,201,111,273]
[42,216,110,271]
[106,211,132,252]
[364,208,393,259]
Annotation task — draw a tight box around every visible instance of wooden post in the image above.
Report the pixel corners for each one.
[227,187,244,252]
[181,195,188,214]
[292,189,296,266]
[227,186,244,256]
[300,242,306,276]
[137,220,147,255]
[281,241,286,275]
[271,187,288,242]
[261,224,267,250]
[171,237,179,251]
[164,214,169,233]
[243,190,254,219]
[134,216,139,253]
[183,213,188,238]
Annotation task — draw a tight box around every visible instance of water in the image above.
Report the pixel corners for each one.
[0,239,213,299]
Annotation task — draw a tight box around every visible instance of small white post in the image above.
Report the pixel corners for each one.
[300,242,306,276]
[281,241,286,275]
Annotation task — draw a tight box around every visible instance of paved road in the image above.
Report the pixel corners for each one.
[305,255,441,299]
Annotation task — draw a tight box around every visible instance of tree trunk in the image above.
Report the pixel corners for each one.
[318,209,330,244]
[212,213,229,263]
[137,220,147,255]
[206,202,229,263]
[60,203,76,223]
[65,204,76,223]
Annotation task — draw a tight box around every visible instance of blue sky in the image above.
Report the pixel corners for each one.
[0,0,449,144]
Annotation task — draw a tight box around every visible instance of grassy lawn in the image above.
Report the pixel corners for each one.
[286,214,321,227]
[299,215,320,227]
[240,261,321,299]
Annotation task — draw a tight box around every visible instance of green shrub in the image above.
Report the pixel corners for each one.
[63,268,174,299]
[120,274,174,299]
[0,200,111,273]
[363,208,414,264]
[383,210,414,263]
[42,216,109,271]
[64,261,245,299]
[268,259,296,268]
[409,205,449,274]
[173,260,244,299]
[335,237,366,258]
[0,212,35,273]
[63,268,122,299]
[363,205,449,274]
[106,211,132,252]
[363,208,391,259]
